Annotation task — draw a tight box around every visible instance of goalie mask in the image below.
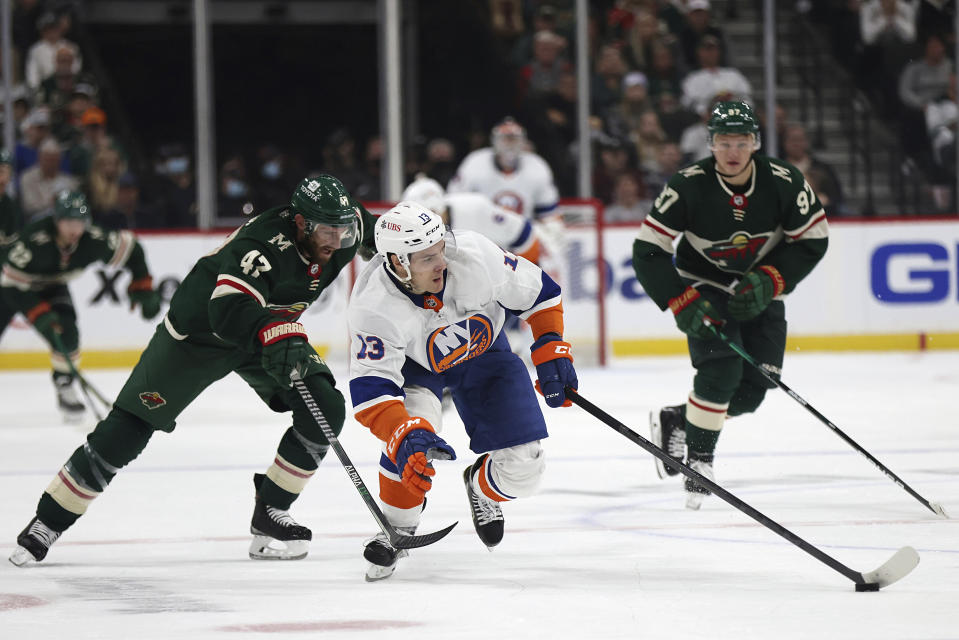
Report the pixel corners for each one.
[401,175,446,217]
[375,201,448,283]
[491,117,527,170]
[707,100,761,150]
[289,175,360,248]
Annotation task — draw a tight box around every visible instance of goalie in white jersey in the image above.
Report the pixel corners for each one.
[402,175,542,264]
[448,117,559,221]
[348,201,578,581]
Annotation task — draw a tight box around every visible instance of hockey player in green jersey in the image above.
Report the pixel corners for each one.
[0,149,23,360]
[0,190,160,422]
[632,101,829,509]
[8,175,378,566]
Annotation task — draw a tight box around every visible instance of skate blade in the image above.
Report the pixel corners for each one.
[248,535,309,560]
[8,545,38,567]
[685,491,708,510]
[365,562,399,582]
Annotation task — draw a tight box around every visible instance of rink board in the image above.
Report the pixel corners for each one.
[1,218,957,368]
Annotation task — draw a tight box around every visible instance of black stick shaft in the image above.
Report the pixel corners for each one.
[710,326,941,516]
[290,371,455,549]
[567,388,865,584]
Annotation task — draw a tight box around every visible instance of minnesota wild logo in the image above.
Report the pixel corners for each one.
[704,232,769,270]
[139,391,167,410]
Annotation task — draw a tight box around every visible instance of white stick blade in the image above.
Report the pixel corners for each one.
[930,502,949,519]
[860,546,920,589]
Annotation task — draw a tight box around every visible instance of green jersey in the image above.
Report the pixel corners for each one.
[165,204,377,352]
[0,193,21,264]
[633,154,829,309]
[1,216,151,312]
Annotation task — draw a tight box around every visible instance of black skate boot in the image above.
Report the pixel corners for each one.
[684,450,715,510]
[650,404,686,478]
[9,517,62,566]
[363,526,415,582]
[54,373,85,424]
[463,458,504,548]
[249,473,312,560]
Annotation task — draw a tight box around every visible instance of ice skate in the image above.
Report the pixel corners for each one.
[55,376,85,424]
[363,527,415,582]
[9,517,62,566]
[650,405,685,478]
[684,451,715,510]
[248,474,311,560]
[463,461,504,548]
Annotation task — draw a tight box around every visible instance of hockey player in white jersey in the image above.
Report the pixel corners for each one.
[402,174,541,264]
[448,117,560,221]
[348,202,578,581]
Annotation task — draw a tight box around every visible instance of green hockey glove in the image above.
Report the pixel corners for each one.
[128,277,162,320]
[28,302,63,344]
[259,321,316,387]
[728,266,785,321]
[668,287,721,340]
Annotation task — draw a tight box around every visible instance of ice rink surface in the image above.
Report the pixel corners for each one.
[0,351,957,639]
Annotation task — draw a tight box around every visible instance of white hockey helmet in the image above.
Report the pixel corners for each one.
[375,201,446,283]
[491,117,526,168]
[401,175,446,216]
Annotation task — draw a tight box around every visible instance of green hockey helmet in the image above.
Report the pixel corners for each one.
[707,101,761,149]
[53,190,91,223]
[289,175,359,247]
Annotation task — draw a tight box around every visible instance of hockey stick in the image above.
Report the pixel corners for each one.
[50,333,111,421]
[706,323,948,519]
[290,370,457,550]
[566,388,920,591]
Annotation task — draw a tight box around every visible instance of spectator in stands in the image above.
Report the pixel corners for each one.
[897,32,952,157]
[25,11,81,90]
[518,30,570,105]
[524,70,578,196]
[680,35,751,117]
[152,146,196,228]
[859,0,919,113]
[781,122,847,217]
[679,95,727,163]
[925,73,957,212]
[15,106,54,176]
[13,0,45,58]
[68,106,122,179]
[37,47,96,143]
[252,144,295,206]
[95,172,151,230]
[20,137,77,220]
[634,109,669,173]
[489,0,524,39]
[643,141,682,197]
[604,172,649,223]
[624,9,666,71]
[322,128,371,197]
[646,40,686,106]
[655,90,698,142]
[592,135,644,205]
[217,154,255,219]
[591,43,630,114]
[358,135,383,201]
[510,4,560,70]
[3,85,32,143]
[424,138,457,188]
[678,0,730,70]
[83,146,125,220]
[604,71,653,142]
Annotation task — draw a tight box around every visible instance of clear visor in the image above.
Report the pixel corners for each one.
[310,218,359,248]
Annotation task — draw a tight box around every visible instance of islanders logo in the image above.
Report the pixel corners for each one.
[493,191,524,214]
[427,315,494,372]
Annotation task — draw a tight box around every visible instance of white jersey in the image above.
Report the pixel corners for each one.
[445,192,537,256]
[448,148,559,220]
[348,230,562,428]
